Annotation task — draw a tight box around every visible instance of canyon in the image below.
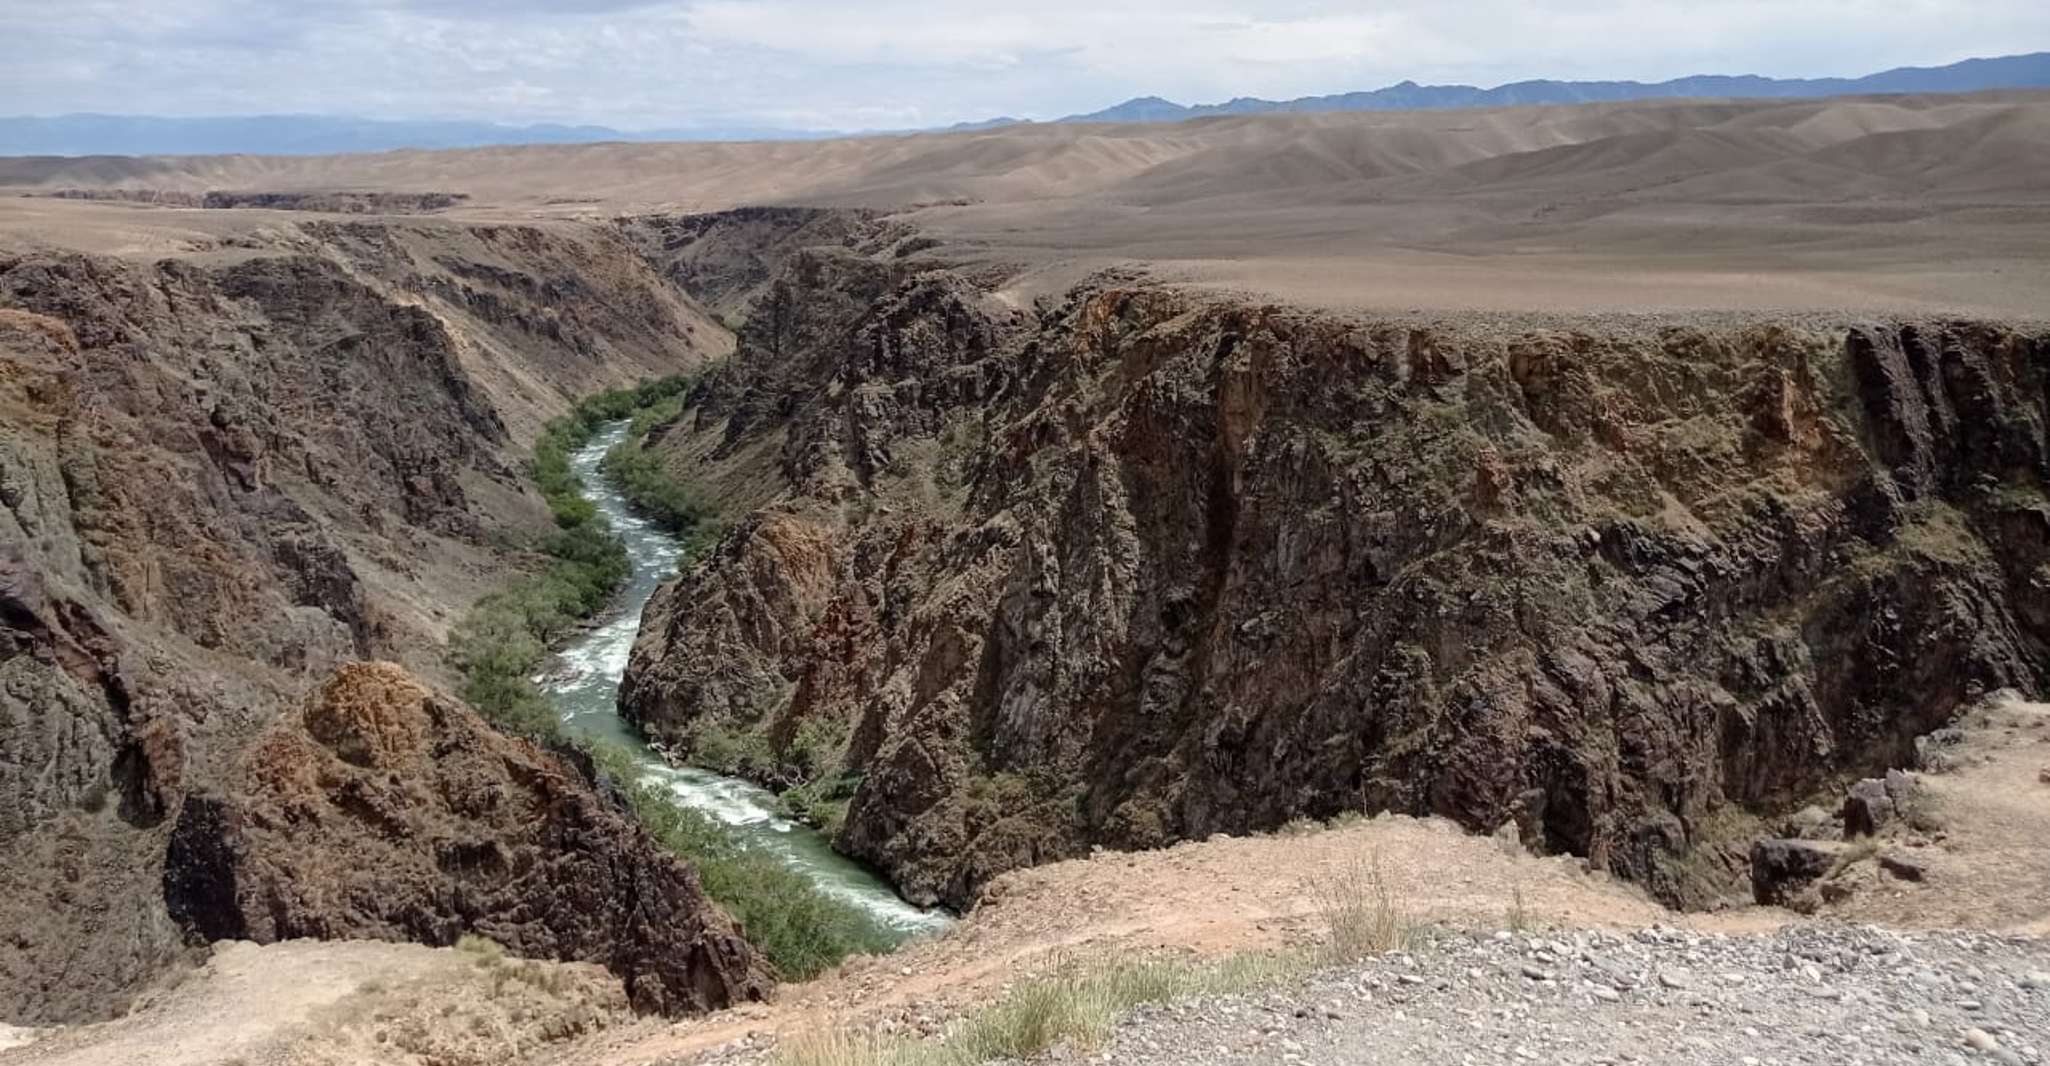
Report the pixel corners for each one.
[1,88,2048,1060]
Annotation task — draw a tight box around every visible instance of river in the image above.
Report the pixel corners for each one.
[539,422,948,940]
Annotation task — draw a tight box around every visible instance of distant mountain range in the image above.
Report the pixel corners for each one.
[0,113,838,157]
[1051,51,2050,124]
[4,52,2046,158]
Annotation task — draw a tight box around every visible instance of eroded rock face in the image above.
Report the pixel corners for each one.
[163,662,772,1016]
[622,244,2050,911]
[0,217,721,1023]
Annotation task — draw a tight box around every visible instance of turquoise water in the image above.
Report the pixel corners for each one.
[540,422,949,939]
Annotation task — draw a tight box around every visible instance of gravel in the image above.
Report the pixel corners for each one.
[1037,925,2049,1066]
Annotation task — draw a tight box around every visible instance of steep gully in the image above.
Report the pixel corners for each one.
[546,422,946,937]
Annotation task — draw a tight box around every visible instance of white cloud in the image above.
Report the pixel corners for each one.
[2,0,2045,129]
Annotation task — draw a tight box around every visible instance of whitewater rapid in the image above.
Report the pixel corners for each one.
[540,422,948,938]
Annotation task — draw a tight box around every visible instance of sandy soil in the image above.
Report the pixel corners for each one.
[0,939,628,1066]
[1828,696,2050,935]
[5,90,2050,317]
[571,814,1767,1065]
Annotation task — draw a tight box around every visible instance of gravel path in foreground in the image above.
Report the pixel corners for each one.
[1054,925,2048,1066]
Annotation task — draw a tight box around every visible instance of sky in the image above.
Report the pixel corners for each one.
[4,0,2047,131]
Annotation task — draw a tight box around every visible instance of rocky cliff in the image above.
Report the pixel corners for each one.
[620,243,2050,911]
[0,215,725,1022]
[163,662,771,1015]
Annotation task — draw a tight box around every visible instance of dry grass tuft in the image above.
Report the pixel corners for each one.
[455,933,506,969]
[1311,852,1426,962]
[1506,883,1532,934]
[773,845,1433,1066]
[772,952,1313,1066]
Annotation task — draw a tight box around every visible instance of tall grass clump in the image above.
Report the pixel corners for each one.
[1506,882,1532,934]
[1311,852,1425,962]
[773,952,1312,1066]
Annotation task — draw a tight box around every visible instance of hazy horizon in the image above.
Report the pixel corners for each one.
[5,1,2048,134]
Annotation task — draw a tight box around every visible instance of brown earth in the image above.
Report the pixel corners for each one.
[1820,694,2050,934]
[6,91,2050,317]
[1,938,632,1066]
[163,662,770,1016]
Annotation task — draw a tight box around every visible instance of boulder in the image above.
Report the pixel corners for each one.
[161,663,772,1015]
[1883,768,1916,808]
[1915,727,1967,773]
[1779,805,1837,841]
[1841,778,1895,838]
[1750,838,1838,907]
[1878,853,1927,882]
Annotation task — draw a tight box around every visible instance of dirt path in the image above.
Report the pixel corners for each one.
[572,813,1768,1065]
[1829,695,2050,934]
[4,941,445,1066]
[1,940,627,1066]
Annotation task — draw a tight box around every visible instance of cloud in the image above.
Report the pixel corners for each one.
[2,0,2046,130]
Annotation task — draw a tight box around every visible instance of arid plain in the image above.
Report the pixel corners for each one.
[5,90,2050,316]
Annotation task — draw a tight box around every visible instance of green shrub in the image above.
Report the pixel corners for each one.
[599,435,716,539]
[455,933,506,967]
[453,378,684,741]
[587,737,893,980]
[448,521,628,745]
[691,721,778,780]
[628,391,687,438]
[778,771,862,836]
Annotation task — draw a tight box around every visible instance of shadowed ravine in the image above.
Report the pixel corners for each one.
[542,422,950,939]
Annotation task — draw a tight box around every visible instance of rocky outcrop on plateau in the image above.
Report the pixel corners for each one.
[163,662,771,1015]
[621,239,2050,912]
[0,215,721,1022]
[615,207,926,325]
[31,189,470,212]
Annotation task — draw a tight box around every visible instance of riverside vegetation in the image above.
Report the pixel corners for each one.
[447,376,891,980]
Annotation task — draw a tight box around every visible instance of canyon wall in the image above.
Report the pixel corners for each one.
[621,240,2050,911]
[0,216,727,1022]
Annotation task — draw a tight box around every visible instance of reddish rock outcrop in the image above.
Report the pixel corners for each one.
[163,662,772,1016]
